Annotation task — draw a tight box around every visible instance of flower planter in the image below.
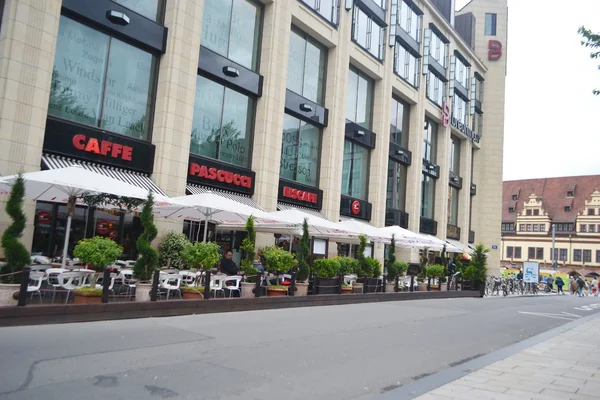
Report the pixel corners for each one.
[135,283,152,302]
[417,282,428,292]
[0,283,19,306]
[430,285,440,291]
[182,289,204,300]
[385,282,397,293]
[295,282,308,296]
[440,283,448,291]
[241,282,255,298]
[341,287,352,294]
[267,288,287,297]
[74,293,102,304]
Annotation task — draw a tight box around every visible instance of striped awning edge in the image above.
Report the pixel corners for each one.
[186,184,265,212]
[277,202,331,221]
[41,154,166,196]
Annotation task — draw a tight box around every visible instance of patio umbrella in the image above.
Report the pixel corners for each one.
[0,166,171,267]
[151,192,279,242]
[585,272,600,278]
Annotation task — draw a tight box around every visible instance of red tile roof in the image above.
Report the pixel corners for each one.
[503,175,600,223]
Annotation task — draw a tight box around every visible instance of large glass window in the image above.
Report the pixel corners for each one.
[49,16,156,141]
[287,28,327,104]
[190,76,254,167]
[341,141,370,200]
[450,136,460,175]
[352,6,385,60]
[474,78,484,102]
[112,0,163,22]
[485,13,497,36]
[472,112,483,135]
[454,56,470,89]
[202,0,262,71]
[423,118,437,163]
[453,94,468,125]
[421,174,435,218]
[300,0,338,25]
[429,29,447,68]
[448,186,459,225]
[394,43,419,87]
[387,160,407,211]
[426,71,445,107]
[280,114,321,187]
[390,97,409,147]
[346,66,374,129]
[398,0,422,43]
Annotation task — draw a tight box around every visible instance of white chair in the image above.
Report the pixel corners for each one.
[179,271,196,287]
[45,269,68,303]
[159,274,182,300]
[344,274,358,286]
[116,270,136,299]
[56,271,86,304]
[27,272,45,304]
[223,276,242,297]
[210,275,226,298]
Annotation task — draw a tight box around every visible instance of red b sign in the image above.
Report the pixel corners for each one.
[488,40,502,61]
[441,102,450,128]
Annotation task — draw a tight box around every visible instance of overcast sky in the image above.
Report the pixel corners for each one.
[457,0,600,180]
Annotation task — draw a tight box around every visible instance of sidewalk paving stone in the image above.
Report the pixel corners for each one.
[415,316,600,400]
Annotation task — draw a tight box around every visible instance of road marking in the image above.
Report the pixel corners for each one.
[560,312,583,318]
[574,303,600,311]
[518,311,580,320]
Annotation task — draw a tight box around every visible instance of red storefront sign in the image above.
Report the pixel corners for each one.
[72,134,133,161]
[442,102,450,128]
[38,211,51,224]
[189,163,253,189]
[351,200,361,215]
[488,40,503,61]
[282,186,319,204]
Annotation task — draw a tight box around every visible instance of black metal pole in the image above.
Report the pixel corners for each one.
[427,277,431,291]
[204,270,211,300]
[337,275,342,295]
[17,267,31,306]
[289,271,296,296]
[313,274,318,295]
[363,275,368,294]
[395,276,399,293]
[101,267,110,303]
[150,269,160,301]
[254,272,261,298]
[382,275,387,293]
[410,275,414,292]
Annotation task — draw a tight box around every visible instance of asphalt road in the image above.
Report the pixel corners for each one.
[1,295,600,400]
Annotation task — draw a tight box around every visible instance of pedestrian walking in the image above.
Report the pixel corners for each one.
[576,276,586,297]
[555,276,564,295]
[592,278,598,297]
[569,276,576,295]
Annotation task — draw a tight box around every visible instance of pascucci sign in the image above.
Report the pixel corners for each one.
[451,116,481,144]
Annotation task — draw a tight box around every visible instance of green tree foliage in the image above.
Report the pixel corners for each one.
[386,260,408,282]
[158,231,189,269]
[262,246,297,276]
[0,173,30,283]
[73,236,123,271]
[240,216,257,275]
[578,26,600,95]
[386,234,396,278]
[297,218,311,281]
[180,241,221,270]
[312,258,341,278]
[365,257,382,278]
[469,243,489,283]
[133,192,158,280]
[356,234,368,276]
[425,264,445,279]
[334,256,359,276]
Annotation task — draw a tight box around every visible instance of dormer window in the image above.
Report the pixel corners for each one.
[533,209,539,216]
[567,191,574,197]
[565,205,571,212]
[526,209,532,216]
[512,194,518,201]
[589,209,595,215]
[581,224,587,232]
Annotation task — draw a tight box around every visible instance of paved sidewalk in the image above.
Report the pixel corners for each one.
[416,316,600,400]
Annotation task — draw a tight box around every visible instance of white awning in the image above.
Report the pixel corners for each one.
[42,153,166,196]
[277,202,330,220]
[446,239,470,254]
[186,183,265,212]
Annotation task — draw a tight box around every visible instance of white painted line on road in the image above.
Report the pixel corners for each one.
[518,311,579,320]
[560,312,582,318]
[573,303,600,311]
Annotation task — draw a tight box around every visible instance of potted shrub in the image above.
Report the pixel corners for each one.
[335,256,358,294]
[0,173,30,305]
[295,218,311,296]
[180,241,221,299]
[312,258,341,295]
[469,243,489,296]
[158,231,189,270]
[180,286,208,300]
[426,264,445,290]
[364,257,382,293]
[240,216,258,297]
[132,192,158,301]
[262,246,296,296]
[353,235,369,292]
[72,236,123,303]
[386,260,408,293]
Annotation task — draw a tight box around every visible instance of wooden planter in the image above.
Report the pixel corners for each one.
[385,282,397,293]
[182,289,204,300]
[341,287,352,294]
[430,285,440,291]
[417,282,428,292]
[267,288,287,297]
[74,293,102,304]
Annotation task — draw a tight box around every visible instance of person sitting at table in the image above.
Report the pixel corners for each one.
[219,251,238,276]
[252,256,265,274]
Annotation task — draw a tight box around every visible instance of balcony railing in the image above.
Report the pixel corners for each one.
[385,208,409,229]
[420,217,437,235]
[468,230,475,243]
[447,224,461,240]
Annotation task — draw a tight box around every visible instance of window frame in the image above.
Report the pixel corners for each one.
[574,249,582,262]
[287,26,328,105]
[485,13,497,36]
[279,113,323,187]
[299,0,339,27]
[352,5,386,61]
[394,42,420,88]
[515,247,522,259]
[341,139,371,201]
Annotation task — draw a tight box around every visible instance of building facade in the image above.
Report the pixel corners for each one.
[0,0,507,268]
[502,176,600,273]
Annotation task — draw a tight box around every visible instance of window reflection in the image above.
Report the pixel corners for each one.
[394,43,420,87]
[387,160,407,211]
[112,0,163,22]
[347,67,374,129]
[341,141,369,200]
[352,6,385,60]
[279,114,321,187]
[287,28,327,104]
[421,174,435,219]
[426,71,445,107]
[389,97,408,147]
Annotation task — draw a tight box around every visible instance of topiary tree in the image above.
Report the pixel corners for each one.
[335,256,359,277]
[365,257,382,278]
[296,218,311,282]
[73,236,123,271]
[262,245,297,286]
[386,234,396,279]
[387,260,408,282]
[356,234,368,276]
[158,231,189,270]
[426,264,445,280]
[133,191,158,280]
[0,173,30,283]
[240,216,257,276]
[312,258,341,278]
[469,243,489,284]
[180,241,221,271]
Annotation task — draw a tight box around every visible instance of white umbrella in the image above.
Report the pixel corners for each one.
[0,166,171,267]
[151,192,280,242]
[379,225,447,249]
[336,218,392,243]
